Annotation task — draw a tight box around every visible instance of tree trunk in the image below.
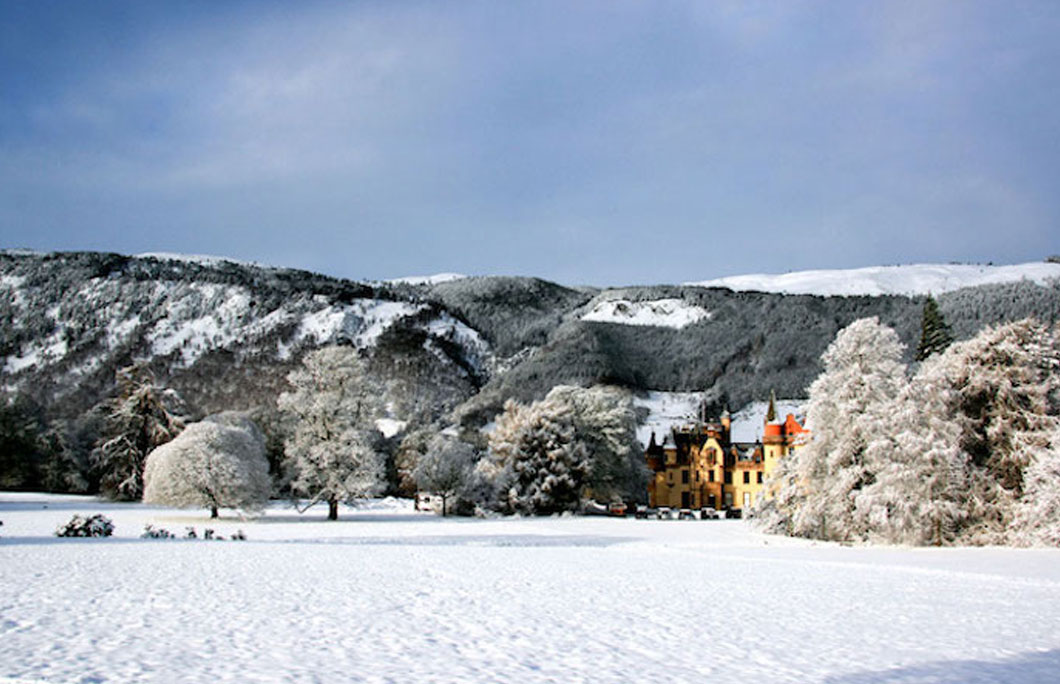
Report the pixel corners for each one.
[441,494,448,517]
[328,498,339,521]
[210,506,219,519]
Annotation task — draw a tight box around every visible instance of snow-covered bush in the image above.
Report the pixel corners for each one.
[278,346,385,520]
[918,319,1060,545]
[141,524,175,539]
[56,514,114,537]
[143,414,271,518]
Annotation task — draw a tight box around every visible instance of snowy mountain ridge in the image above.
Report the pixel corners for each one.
[2,250,1059,429]
[688,261,1060,296]
[0,251,493,420]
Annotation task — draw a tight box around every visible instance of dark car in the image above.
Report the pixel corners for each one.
[634,505,656,519]
[725,508,743,519]
[699,507,719,520]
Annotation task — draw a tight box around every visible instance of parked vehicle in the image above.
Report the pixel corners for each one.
[725,508,743,519]
[678,508,696,520]
[634,505,656,519]
[657,507,675,520]
[608,502,628,517]
[582,500,610,516]
[699,507,719,520]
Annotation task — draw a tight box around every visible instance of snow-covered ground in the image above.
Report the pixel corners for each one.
[582,298,710,329]
[4,493,1057,684]
[687,262,1060,296]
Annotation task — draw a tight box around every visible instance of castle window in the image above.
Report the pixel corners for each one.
[709,470,715,483]
[695,471,700,483]
[743,471,750,484]
[724,471,732,485]
[681,470,689,484]
[757,472,763,484]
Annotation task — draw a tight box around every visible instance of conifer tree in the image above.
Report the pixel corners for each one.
[92,365,184,501]
[916,295,954,361]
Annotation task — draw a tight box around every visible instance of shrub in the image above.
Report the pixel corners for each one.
[56,514,114,537]
[141,524,174,539]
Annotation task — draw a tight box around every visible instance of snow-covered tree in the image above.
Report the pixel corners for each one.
[758,318,908,541]
[851,359,969,545]
[143,413,271,518]
[92,365,184,501]
[543,385,646,503]
[278,346,385,520]
[760,317,1060,547]
[486,397,590,515]
[917,319,1060,545]
[413,433,478,516]
[481,385,644,515]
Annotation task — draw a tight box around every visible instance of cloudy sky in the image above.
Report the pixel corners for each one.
[1,1,1057,285]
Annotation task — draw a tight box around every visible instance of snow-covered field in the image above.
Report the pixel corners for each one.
[687,261,1060,296]
[2,494,1059,684]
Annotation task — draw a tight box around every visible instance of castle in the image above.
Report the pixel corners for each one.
[644,404,809,512]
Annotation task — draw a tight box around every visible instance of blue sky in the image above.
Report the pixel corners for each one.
[1,1,1057,285]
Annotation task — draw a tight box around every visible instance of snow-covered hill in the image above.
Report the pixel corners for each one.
[0,252,492,420]
[688,262,1060,296]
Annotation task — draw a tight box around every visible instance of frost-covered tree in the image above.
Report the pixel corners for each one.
[413,433,478,516]
[758,318,908,541]
[278,346,385,520]
[481,385,644,514]
[916,295,954,361]
[918,319,1060,545]
[92,366,184,501]
[543,385,647,503]
[486,397,590,515]
[760,317,1060,547]
[851,360,969,545]
[143,414,271,518]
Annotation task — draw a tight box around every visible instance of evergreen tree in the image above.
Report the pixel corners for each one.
[277,346,385,520]
[486,398,590,515]
[916,295,954,361]
[92,366,184,501]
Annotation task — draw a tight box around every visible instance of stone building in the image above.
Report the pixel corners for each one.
[645,407,808,512]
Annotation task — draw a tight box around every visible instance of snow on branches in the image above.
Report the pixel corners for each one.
[278,346,385,520]
[481,385,644,515]
[143,413,271,518]
[92,365,185,501]
[756,317,1060,546]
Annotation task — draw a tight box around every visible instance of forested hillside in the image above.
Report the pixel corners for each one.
[2,249,1058,491]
